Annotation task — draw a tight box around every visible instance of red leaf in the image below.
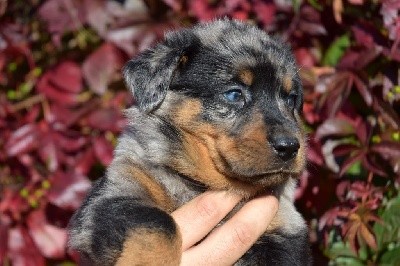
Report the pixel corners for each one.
[27,210,67,259]
[47,172,91,210]
[5,124,39,157]
[82,43,123,94]
[83,0,113,36]
[54,132,88,152]
[371,141,400,158]
[36,67,80,106]
[189,0,242,21]
[36,61,82,104]
[354,117,369,144]
[84,0,148,37]
[339,151,365,176]
[294,170,309,200]
[338,48,381,70]
[306,137,324,165]
[333,143,360,156]
[298,21,327,36]
[50,98,99,127]
[336,181,351,201]
[303,102,320,124]
[298,6,327,35]
[372,97,400,129]
[85,107,124,132]
[38,134,58,172]
[362,156,387,177]
[316,118,355,140]
[8,227,45,266]
[380,0,400,41]
[353,75,372,106]
[38,0,85,35]
[50,61,82,93]
[0,190,30,221]
[75,148,96,175]
[295,48,316,68]
[162,0,182,11]
[351,23,385,49]
[319,207,342,230]
[93,136,114,166]
[317,72,353,117]
[0,215,9,263]
[253,1,276,26]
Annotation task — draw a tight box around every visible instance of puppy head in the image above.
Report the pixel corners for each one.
[123,20,306,193]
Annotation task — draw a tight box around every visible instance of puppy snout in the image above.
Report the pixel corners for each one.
[270,136,300,161]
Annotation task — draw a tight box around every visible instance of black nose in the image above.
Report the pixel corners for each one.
[270,136,300,161]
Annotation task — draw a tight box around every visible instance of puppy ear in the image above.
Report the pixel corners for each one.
[123,44,186,113]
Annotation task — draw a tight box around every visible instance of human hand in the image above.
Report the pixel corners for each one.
[171,191,279,266]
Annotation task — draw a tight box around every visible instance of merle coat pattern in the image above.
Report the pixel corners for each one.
[68,19,312,265]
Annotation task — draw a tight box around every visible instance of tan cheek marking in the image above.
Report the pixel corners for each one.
[283,75,293,94]
[170,99,202,127]
[172,130,230,189]
[241,112,268,142]
[239,69,254,86]
[216,112,270,170]
[295,130,307,174]
[292,112,307,174]
[116,228,182,266]
[170,128,262,197]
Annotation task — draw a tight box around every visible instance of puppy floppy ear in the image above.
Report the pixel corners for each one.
[123,44,187,113]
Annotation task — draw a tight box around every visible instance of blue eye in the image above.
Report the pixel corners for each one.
[224,89,244,102]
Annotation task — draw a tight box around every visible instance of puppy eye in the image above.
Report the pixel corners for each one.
[286,93,297,109]
[224,89,244,102]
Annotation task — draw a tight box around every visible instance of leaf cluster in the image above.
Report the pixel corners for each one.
[0,0,399,264]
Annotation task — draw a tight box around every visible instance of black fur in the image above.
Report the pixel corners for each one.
[237,229,311,265]
[69,19,311,265]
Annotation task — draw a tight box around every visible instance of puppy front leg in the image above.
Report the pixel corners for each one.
[69,181,182,265]
[99,197,182,266]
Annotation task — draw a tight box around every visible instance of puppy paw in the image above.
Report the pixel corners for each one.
[116,227,182,266]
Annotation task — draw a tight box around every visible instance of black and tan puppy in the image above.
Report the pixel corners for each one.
[68,19,311,265]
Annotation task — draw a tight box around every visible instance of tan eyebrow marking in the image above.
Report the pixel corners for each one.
[283,75,293,93]
[179,55,188,65]
[238,69,254,86]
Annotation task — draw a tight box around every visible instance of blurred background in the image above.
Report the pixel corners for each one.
[0,0,399,265]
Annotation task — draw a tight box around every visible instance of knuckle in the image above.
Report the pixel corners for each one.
[232,221,255,248]
[195,195,219,220]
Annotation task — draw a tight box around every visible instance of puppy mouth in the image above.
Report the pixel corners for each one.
[215,150,300,185]
[229,168,300,185]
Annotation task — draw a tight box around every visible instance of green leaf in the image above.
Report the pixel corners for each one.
[326,238,356,259]
[307,0,323,11]
[291,0,302,12]
[330,257,365,266]
[374,196,400,249]
[380,246,400,265]
[322,34,351,66]
[346,161,362,176]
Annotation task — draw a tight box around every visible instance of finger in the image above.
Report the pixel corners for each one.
[180,194,279,266]
[172,191,242,251]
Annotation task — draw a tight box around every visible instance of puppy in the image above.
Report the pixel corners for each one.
[68,19,311,265]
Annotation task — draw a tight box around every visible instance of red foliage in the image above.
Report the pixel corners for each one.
[1,0,399,264]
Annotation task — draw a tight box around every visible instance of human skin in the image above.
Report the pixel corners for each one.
[171,191,279,266]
